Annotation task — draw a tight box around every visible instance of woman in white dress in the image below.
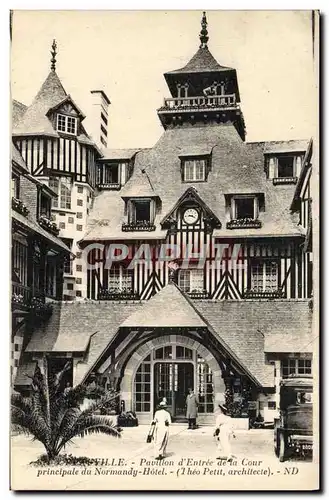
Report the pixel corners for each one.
[151,400,171,460]
[214,403,236,461]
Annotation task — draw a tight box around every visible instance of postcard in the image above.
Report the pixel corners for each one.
[10,9,319,491]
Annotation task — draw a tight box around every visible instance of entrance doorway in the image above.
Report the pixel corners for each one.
[154,362,193,418]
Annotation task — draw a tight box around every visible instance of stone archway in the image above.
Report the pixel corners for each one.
[117,333,225,423]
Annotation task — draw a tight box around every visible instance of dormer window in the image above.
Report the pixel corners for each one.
[232,196,258,220]
[56,114,77,135]
[267,153,303,185]
[130,199,152,224]
[227,195,262,229]
[182,158,207,182]
[123,198,156,231]
[96,163,120,189]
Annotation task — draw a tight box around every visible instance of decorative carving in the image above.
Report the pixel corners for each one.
[199,12,209,49]
[50,39,57,71]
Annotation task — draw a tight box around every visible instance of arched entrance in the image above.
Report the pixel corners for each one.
[119,334,225,423]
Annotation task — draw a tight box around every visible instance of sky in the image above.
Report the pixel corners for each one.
[10,10,317,149]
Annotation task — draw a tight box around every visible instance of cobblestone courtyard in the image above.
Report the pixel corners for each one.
[10,426,318,491]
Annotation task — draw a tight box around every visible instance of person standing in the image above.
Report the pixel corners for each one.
[214,403,236,461]
[186,388,198,429]
[151,400,171,460]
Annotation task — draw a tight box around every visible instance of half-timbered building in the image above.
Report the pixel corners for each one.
[14,13,314,426]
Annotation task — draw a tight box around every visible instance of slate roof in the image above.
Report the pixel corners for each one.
[12,99,27,128]
[12,211,71,253]
[195,299,313,386]
[22,281,312,388]
[11,143,29,173]
[121,282,206,328]
[120,168,157,199]
[83,124,306,241]
[25,301,140,385]
[165,47,234,75]
[101,148,142,161]
[12,71,97,148]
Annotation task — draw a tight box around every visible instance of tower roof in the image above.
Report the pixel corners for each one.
[13,70,67,136]
[165,46,234,75]
[163,12,239,101]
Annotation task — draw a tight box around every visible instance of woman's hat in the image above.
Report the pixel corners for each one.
[159,401,167,407]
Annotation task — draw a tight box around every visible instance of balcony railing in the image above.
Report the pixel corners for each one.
[272,177,298,185]
[160,94,237,110]
[96,182,121,190]
[12,197,29,217]
[226,218,262,230]
[98,289,139,301]
[38,215,60,236]
[122,221,156,232]
[187,291,210,299]
[12,283,32,309]
[243,289,284,299]
[12,284,53,317]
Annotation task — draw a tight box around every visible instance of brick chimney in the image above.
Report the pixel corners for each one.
[89,90,111,150]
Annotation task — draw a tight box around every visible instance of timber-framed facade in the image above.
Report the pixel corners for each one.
[12,13,314,427]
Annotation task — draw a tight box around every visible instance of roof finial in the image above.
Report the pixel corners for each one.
[50,39,57,71]
[199,11,209,48]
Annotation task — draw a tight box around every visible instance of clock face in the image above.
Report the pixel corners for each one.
[183,208,199,225]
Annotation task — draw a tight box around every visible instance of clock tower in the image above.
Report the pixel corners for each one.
[157,12,246,140]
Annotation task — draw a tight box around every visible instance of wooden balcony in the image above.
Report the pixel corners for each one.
[122,221,156,232]
[159,94,237,111]
[12,197,29,217]
[12,283,32,310]
[12,283,53,318]
[273,177,298,185]
[38,215,60,236]
[98,289,139,301]
[226,219,262,230]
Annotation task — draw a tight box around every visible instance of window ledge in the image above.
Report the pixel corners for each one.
[97,290,139,301]
[51,207,76,215]
[272,177,298,185]
[243,290,284,299]
[122,222,156,232]
[96,183,121,190]
[227,219,262,229]
[187,292,210,299]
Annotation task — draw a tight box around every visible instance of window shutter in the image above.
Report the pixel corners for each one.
[295,156,302,177]
[268,157,276,178]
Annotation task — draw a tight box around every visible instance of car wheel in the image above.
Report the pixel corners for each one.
[279,432,286,462]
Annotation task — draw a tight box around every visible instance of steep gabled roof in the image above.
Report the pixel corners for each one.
[46,95,86,119]
[121,282,207,328]
[12,71,98,149]
[120,168,157,199]
[12,100,28,128]
[13,71,67,136]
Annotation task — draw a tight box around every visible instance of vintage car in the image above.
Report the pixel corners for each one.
[274,376,313,462]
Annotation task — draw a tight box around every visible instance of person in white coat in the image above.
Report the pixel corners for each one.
[214,403,236,461]
[151,401,172,460]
